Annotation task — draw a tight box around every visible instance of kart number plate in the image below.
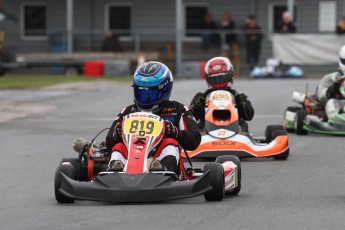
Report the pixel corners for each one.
[210,91,231,102]
[123,117,163,136]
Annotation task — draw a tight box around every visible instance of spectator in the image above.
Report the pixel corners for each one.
[242,15,262,69]
[101,32,123,52]
[220,12,239,72]
[275,11,296,33]
[201,12,218,50]
[220,12,237,45]
[336,16,345,34]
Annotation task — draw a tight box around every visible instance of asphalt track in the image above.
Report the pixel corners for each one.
[0,78,344,230]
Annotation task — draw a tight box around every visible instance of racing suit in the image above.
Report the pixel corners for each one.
[190,87,254,131]
[106,100,201,173]
[316,71,345,124]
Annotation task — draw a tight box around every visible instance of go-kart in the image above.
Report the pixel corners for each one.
[54,112,241,203]
[284,90,345,135]
[249,58,303,78]
[183,90,289,160]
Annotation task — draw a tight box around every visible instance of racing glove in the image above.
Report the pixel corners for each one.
[113,122,123,142]
[192,95,205,110]
[235,93,254,121]
[164,120,179,140]
[235,93,247,106]
[326,82,341,98]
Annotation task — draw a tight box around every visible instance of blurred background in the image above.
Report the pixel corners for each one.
[0,0,344,78]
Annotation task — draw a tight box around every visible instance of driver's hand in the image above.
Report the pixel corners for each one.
[164,120,179,140]
[326,82,341,98]
[235,93,248,107]
[113,123,123,141]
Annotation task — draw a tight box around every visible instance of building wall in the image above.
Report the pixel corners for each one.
[1,0,344,73]
[3,0,67,52]
[256,0,343,74]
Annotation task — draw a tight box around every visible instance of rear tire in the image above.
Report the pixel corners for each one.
[204,163,224,201]
[295,110,308,135]
[272,130,290,160]
[284,106,301,132]
[215,156,241,195]
[54,163,76,203]
[265,125,285,143]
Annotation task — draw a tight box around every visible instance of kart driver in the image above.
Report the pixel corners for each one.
[106,61,201,173]
[316,45,345,124]
[190,57,254,131]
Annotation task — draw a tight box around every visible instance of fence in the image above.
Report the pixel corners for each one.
[4,29,340,76]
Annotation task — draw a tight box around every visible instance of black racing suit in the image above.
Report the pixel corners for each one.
[106,100,201,153]
[190,87,254,130]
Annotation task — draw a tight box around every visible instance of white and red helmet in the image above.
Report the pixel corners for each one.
[204,57,234,89]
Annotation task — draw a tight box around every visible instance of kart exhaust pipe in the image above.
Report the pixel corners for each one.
[292,91,305,104]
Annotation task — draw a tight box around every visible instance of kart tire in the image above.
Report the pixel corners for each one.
[265,125,285,143]
[54,163,76,203]
[272,130,290,160]
[295,110,308,135]
[284,106,301,132]
[204,163,224,201]
[215,156,241,195]
[61,158,84,181]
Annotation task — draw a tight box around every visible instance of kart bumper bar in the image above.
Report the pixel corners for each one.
[58,171,212,202]
[304,116,345,135]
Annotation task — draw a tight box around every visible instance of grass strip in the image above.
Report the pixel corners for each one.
[0,75,132,89]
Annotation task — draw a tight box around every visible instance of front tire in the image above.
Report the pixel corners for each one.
[265,125,285,143]
[215,156,241,195]
[204,163,224,201]
[295,110,308,135]
[284,106,301,132]
[54,163,76,203]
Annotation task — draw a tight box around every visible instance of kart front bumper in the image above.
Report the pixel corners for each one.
[58,172,212,203]
[304,116,345,135]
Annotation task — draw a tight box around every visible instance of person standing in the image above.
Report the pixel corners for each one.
[220,12,237,45]
[336,16,345,34]
[242,15,262,69]
[220,12,240,73]
[201,12,218,50]
[275,11,296,33]
[101,32,123,52]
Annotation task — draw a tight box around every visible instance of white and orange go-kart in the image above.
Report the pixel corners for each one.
[183,90,289,160]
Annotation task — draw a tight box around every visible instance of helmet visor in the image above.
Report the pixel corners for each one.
[206,72,232,85]
[134,85,170,108]
[340,58,345,65]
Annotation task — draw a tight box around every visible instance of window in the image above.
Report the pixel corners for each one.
[21,4,47,38]
[271,5,298,32]
[106,5,131,36]
[185,5,208,36]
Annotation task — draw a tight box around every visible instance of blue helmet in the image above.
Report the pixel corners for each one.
[133,61,173,110]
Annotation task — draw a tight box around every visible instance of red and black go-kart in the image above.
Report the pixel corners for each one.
[54,112,241,203]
